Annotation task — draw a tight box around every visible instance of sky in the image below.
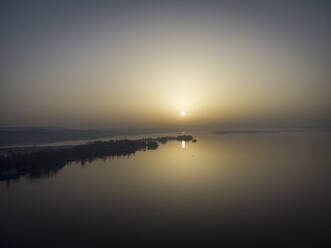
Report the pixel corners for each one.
[0,0,330,129]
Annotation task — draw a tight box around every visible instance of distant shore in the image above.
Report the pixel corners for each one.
[0,127,189,147]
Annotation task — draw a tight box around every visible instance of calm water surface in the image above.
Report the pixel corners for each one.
[1,132,331,247]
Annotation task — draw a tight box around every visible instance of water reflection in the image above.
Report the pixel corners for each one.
[1,133,331,247]
[181,140,185,149]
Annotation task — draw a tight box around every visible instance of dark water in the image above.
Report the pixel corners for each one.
[1,132,331,247]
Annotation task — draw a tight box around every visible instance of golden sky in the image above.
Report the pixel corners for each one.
[1,1,330,128]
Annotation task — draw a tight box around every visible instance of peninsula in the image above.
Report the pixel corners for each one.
[0,135,195,181]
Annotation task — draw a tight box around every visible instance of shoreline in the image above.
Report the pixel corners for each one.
[0,135,195,181]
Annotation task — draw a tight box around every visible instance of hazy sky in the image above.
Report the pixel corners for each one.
[1,0,330,128]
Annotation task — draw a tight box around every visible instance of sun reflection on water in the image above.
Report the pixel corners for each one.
[181,140,185,149]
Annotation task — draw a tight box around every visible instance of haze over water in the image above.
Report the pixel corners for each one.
[1,131,331,247]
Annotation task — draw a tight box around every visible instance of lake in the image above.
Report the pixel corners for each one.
[1,131,331,247]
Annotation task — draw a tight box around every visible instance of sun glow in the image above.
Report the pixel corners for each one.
[181,111,186,116]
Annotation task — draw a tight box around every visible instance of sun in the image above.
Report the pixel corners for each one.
[181,111,186,116]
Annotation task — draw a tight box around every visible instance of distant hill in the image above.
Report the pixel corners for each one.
[213,128,331,135]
